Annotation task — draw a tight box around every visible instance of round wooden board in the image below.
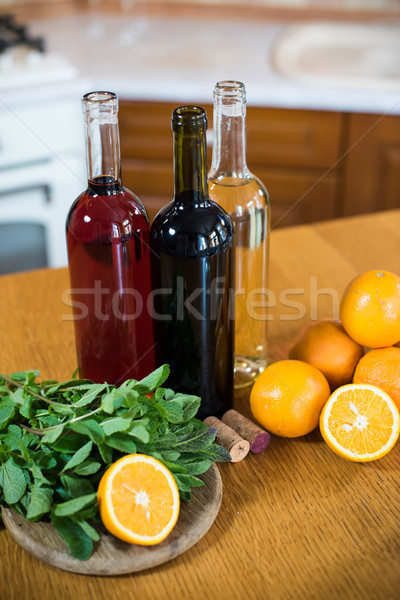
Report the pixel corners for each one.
[2,464,222,576]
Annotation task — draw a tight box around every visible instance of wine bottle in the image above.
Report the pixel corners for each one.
[208,81,270,388]
[66,91,155,384]
[150,106,234,419]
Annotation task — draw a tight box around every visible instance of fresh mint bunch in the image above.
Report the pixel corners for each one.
[0,365,230,559]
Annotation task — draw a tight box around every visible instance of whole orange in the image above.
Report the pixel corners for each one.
[340,270,400,348]
[289,319,364,391]
[353,346,400,410]
[250,359,330,437]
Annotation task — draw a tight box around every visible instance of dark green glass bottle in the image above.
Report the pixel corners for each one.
[150,106,235,419]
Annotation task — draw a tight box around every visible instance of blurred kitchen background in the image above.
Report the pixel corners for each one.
[0,0,399,274]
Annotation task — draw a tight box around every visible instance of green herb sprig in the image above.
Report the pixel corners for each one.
[0,365,230,559]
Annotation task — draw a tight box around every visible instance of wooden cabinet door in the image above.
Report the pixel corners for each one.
[246,108,343,228]
[341,113,400,216]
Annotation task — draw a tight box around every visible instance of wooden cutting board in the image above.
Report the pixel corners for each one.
[2,464,222,576]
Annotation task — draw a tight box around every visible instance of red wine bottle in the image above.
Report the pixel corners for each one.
[66,91,155,384]
[150,106,235,419]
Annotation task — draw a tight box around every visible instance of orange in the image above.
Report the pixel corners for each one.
[353,346,400,410]
[250,359,330,437]
[97,454,180,545]
[289,319,364,391]
[320,383,400,462]
[340,270,400,348]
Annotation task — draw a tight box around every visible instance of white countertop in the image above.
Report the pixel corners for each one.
[2,13,400,115]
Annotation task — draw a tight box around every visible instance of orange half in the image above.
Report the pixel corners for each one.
[98,454,180,545]
[320,384,400,462]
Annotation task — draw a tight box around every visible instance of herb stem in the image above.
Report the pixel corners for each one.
[19,424,45,436]
[1,374,60,406]
[18,407,103,437]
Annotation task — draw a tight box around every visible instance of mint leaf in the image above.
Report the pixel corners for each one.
[53,493,97,517]
[26,485,53,520]
[158,400,184,424]
[175,473,205,488]
[175,427,217,452]
[101,391,126,415]
[60,475,94,499]
[134,364,170,394]
[97,442,113,464]
[45,380,93,394]
[41,425,64,444]
[199,445,232,462]
[62,441,93,472]
[74,384,107,407]
[50,433,88,454]
[0,458,27,504]
[73,460,102,476]
[105,434,137,454]
[70,420,104,444]
[73,518,100,542]
[173,394,202,422]
[128,424,150,443]
[51,514,93,560]
[1,424,22,449]
[30,463,52,487]
[0,399,16,431]
[101,417,131,437]
[182,459,213,475]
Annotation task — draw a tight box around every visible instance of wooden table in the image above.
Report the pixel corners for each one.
[1,210,400,600]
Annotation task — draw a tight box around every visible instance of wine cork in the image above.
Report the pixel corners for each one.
[221,409,271,454]
[203,416,250,463]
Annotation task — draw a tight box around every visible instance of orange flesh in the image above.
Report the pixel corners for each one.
[111,462,176,537]
[327,388,395,455]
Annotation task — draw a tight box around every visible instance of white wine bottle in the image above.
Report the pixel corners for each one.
[209,81,270,388]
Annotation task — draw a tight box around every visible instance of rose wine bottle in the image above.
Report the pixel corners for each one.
[66,91,155,384]
[208,81,271,389]
[150,106,234,419]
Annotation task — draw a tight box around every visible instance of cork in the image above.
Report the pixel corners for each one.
[203,416,250,462]
[221,409,271,454]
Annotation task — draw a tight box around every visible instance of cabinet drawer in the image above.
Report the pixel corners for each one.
[122,159,173,198]
[120,101,177,161]
[341,113,400,216]
[246,108,343,169]
[255,167,339,228]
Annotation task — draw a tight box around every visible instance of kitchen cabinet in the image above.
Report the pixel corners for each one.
[119,101,399,226]
[341,113,400,216]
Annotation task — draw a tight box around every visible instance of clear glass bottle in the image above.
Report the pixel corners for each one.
[208,81,270,388]
[66,91,155,384]
[150,106,234,419]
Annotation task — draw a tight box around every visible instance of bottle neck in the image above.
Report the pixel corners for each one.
[82,91,122,188]
[209,82,249,180]
[173,108,208,203]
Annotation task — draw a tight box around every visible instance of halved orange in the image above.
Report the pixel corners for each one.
[97,454,180,545]
[320,383,400,462]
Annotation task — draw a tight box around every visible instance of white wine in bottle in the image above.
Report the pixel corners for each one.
[208,81,270,389]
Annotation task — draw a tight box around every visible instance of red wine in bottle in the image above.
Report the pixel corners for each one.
[66,92,155,384]
[150,106,235,419]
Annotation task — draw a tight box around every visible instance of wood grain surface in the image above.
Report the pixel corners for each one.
[1,464,222,576]
[0,210,400,600]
